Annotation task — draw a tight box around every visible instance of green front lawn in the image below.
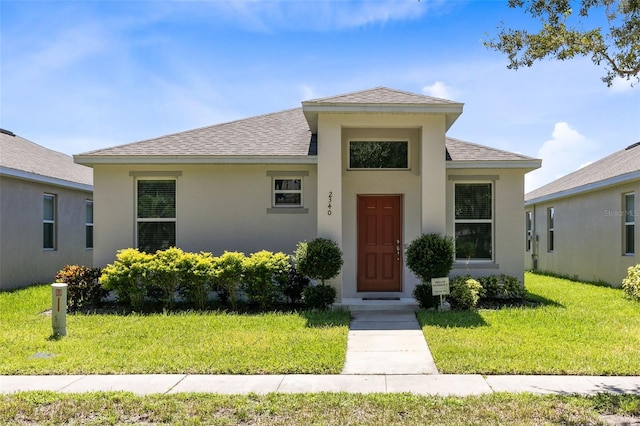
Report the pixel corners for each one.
[418,272,640,375]
[0,285,350,375]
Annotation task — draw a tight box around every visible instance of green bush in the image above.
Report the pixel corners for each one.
[302,284,337,311]
[177,251,215,310]
[213,251,246,310]
[478,274,525,300]
[622,264,640,302]
[405,233,455,283]
[243,250,290,310]
[413,283,438,309]
[281,266,310,304]
[150,247,186,309]
[55,265,106,312]
[449,276,483,310]
[294,238,343,285]
[100,248,154,309]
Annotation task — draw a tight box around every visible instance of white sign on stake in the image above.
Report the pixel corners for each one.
[431,277,450,296]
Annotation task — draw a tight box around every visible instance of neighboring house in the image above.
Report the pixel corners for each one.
[74,87,540,304]
[525,142,640,286]
[0,129,94,290]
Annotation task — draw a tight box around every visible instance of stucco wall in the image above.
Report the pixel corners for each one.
[92,164,317,267]
[0,176,93,289]
[527,181,639,286]
[447,168,528,284]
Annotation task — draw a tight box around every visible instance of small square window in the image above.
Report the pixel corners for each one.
[273,178,303,207]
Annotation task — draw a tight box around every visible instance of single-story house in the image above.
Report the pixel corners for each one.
[0,129,93,290]
[74,87,540,304]
[525,142,639,286]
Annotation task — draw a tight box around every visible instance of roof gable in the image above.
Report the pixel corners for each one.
[1,130,93,189]
[303,87,459,106]
[526,142,640,203]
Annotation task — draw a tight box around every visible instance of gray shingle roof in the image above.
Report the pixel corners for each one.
[525,142,640,203]
[303,86,459,105]
[1,130,93,187]
[445,137,536,162]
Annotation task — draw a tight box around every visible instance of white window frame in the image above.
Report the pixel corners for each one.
[348,139,410,170]
[85,200,94,249]
[525,210,533,252]
[453,181,494,262]
[43,193,56,250]
[135,178,177,252]
[547,207,555,252]
[624,192,635,255]
[272,176,304,208]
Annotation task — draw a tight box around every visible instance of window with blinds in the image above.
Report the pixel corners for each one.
[136,180,176,253]
[43,194,56,250]
[454,183,493,260]
[86,200,94,249]
[625,193,635,255]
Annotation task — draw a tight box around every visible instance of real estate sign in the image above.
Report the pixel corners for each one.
[431,277,450,296]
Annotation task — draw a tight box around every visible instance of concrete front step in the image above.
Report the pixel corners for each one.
[334,298,419,312]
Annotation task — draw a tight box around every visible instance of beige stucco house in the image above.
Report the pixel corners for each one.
[75,87,540,304]
[525,142,640,286]
[1,129,93,289]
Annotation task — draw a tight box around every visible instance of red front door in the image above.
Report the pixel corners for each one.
[357,195,402,292]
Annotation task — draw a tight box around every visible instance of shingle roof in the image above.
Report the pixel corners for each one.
[445,137,536,162]
[303,86,459,105]
[1,130,93,187]
[525,142,640,203]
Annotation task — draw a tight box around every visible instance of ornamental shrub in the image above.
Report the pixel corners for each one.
[449,276,483,310]
[413,282,438,309]
[281,266,310,305]
[55,265,105,312]
[243,250,290,310]
[177,251,215,310]
[294,238,343,285]
[149,247,186,309]
[478,274,525,300]
[302,284,337,311]
[405,233,455,284]
[622,264,640,302]
[100,248,153,309]
[212,251,246,310]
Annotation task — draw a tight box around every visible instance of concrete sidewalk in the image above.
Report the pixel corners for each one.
[2,374,639,396]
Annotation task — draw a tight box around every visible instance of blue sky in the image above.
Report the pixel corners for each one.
[2,0,638,192]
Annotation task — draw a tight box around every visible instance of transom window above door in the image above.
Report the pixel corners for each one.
[349,141,409,169]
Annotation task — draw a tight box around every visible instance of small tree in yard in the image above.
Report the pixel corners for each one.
[294,238,343,310]
[405,233,455,309]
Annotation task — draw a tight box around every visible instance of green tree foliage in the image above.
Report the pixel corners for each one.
[405,233,455,283]
[293,238,344,285]
[485,0,640,86]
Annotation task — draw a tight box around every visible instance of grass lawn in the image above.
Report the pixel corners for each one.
[418,272,640,375]
[0,285,350,375]
[1,391,639,425]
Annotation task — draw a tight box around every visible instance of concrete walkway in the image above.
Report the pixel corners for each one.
[341,310,438,375]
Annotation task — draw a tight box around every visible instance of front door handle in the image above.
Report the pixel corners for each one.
[396,239,400,261]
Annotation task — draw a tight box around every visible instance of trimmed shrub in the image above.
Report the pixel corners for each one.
[244,250,290,310]
[478,274,526,300]
[413,283,438,309]
[149,247,186,309]
[302,284,337,311]
[281,266,310,305]
[177,251,215,310]
[622,264,640,302]
[55,265,105,312]
[405,233,455,283]
[212,251,246,310]
[294,238,343,286]
[449,276,483,310]
[100,248,153,309]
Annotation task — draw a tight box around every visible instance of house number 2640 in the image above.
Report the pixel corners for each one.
[327,191,333,215]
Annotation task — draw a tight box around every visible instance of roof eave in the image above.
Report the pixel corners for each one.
[447,160,542,170]
[302,103,464,132]
[74,155,318,166]
[0,166,93,192]
[525,170,640,206]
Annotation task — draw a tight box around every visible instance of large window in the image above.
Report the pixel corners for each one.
[137,180,176,253]
[273,178,303,207]
[525,210,533,252]
[43,194,56,250]
[547,207,555,252]
[454,183,493,260]
[349,141,408,169]
[86,200,94,249]
[625,193,635,255]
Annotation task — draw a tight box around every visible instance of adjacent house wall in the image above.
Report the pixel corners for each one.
[0,176,92,289]
[527,181,639,286]
[92,164,317,267]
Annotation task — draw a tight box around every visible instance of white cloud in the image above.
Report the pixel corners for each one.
[422,81,454,100]
[525,122,598,193]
